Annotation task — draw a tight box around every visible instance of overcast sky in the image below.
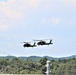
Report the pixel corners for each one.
[0,0,76,57]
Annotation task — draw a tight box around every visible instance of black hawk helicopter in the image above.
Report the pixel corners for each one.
[22,42,36,48]
[34,38,53,46]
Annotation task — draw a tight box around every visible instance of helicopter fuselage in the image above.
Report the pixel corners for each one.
[23,42,36,47]
[37,40,53,45]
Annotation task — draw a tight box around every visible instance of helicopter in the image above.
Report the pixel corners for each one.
[22,42,36,48]
[34,38,53,46]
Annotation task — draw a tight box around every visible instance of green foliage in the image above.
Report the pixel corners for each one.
[39,57,47,65]
[0,57,76,75]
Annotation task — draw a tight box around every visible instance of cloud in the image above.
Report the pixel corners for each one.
[0,0,40,31]
[0,0,41,21]
[51,18,61,24]
[1,7,22,20]
[26,0,39,8]
[40,18,61,25]
[0,0,24,20]
[63,0,76,5]
[68,20,76,25]
[0,0,56,21]
[0,23,10,31]
[0,1,5,5]
[40,18,47,25]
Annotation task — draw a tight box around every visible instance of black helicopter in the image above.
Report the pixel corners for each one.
[34,38,53,46]
[22,42,36,48]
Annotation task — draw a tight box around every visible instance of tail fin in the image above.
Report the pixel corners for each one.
[49,40,53,44]
[33,42,36,47]
[34,42,36,45]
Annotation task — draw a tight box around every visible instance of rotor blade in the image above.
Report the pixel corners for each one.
[33,40,42,41]
[34,39,50,41]
[33,38,52,41]
[20,42,29,43]
[43,39,50,40]
[49,38,53,40]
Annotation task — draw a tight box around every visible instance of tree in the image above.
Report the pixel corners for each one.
[39,57,47,66]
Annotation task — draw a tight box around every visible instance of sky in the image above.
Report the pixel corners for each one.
[0,0,76,57]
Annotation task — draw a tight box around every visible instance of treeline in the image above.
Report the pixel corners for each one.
[0,57,76,75]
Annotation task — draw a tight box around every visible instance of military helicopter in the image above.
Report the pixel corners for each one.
[34,38,53,46]
[22,42,36,48]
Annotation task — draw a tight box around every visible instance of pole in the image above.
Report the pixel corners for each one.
[45,60,51,75]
